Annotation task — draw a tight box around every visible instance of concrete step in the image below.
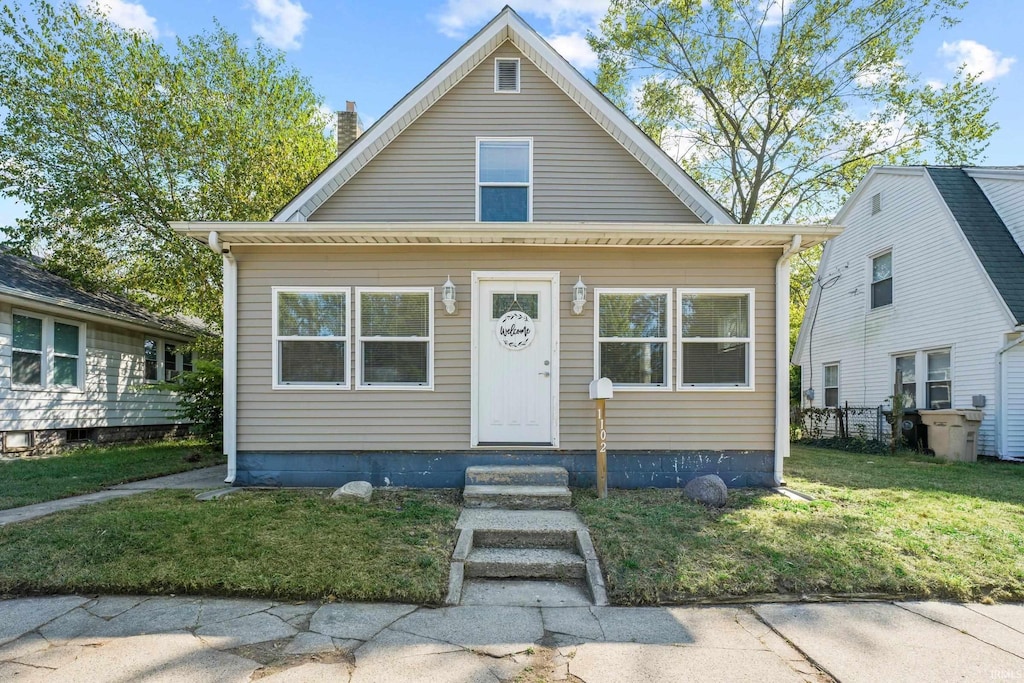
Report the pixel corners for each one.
[473,528,577,550]
[464,547,586,580]
[465,465,568,488]
[463,484,572,510]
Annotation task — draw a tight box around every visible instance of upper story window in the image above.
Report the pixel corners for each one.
[494,58,520,93]
[477,138,531,222]
[677,290,754,390]
[595,289,671,390]
[273,288,349,389]
[871,250,893,309]
[12,311,84,391]
[823,363,839,408]
[356,288,433,389]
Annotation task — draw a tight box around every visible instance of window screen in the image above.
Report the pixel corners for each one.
[358,290,432,387]
[871,252,893,308]
[12,314,43,386]
[597,292,670,387]
[478,140,530,222]
[52,321,80,387]
[275,290,349,386]
[823,363,839,408]
[895,354,916,409]
[678,292,752,387]
[926,351,951,409]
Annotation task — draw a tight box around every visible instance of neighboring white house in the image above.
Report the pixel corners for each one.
[0,251,202,455]
[793,166,1024,458]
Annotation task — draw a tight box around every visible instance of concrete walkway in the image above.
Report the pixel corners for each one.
[2,595,1023,682]
[0,466,227,527]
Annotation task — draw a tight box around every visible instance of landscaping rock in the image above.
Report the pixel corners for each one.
[683,475,728,507]
[332,481,373,502]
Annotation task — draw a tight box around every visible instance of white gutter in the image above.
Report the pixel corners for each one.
[209,231,237,485]
[775,234,802,486]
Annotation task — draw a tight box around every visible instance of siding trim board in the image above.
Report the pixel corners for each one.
[234,449,776,488]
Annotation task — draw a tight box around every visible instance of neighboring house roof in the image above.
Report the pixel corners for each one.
[0,251,203,337]
[925,167,1024,325]
[793,166,1024,363]
[272,6,735,225]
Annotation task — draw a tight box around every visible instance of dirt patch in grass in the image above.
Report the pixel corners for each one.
[0,488,460,604]
[576,445,1024,605]
[0,440,225,510]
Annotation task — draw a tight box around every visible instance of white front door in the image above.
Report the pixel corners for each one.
[474,274,558,445]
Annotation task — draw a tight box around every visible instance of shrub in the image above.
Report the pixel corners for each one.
[161,360,223,448]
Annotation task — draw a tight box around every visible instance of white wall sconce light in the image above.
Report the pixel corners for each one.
[442,276,457,314]
[572,276,587,315]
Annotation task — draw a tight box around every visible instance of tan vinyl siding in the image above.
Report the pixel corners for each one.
[309,42,700,224]
[235,245,776,452]
[0,302,185,430]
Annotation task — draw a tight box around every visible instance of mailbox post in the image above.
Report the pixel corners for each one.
[589,378,613,499]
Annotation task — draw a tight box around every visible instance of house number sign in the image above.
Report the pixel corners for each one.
[495,310,535,350]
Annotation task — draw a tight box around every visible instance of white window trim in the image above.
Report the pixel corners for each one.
[493,57,521,93]
[676,288,755,392]
[144,337,191,385]
[594,288,673,392]
[355,287,434,391]
[272,286,351,391]
[476,137,533,223]
[11,309,86,393]
[868,247,894,312]
[823,362,840,408]
[890,346,954,410]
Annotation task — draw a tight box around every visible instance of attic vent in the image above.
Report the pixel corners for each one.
[495,58,520,93]
[871,192,881,215]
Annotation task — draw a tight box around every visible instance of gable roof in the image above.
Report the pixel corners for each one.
[925,167,1024,325]
[793,166,1024,362]
[273,6,734,225]
[0,251,203,337]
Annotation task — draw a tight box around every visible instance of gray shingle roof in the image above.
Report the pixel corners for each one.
[926,167,1024,325]
[0,251,202,335]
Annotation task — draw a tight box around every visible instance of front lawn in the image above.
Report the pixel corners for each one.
[0,488,460,604]
[577,445,1024,604]
[0,440,225,510]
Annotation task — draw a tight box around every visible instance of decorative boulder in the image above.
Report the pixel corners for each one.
[331,481,373,502]
[683,475,728,507]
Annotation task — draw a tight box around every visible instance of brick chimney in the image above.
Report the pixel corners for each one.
[336,101,363,156]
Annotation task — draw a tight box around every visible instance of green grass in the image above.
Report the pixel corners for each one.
[0,440,225,510]
[576,445,1024,605]
[0,488,460,604]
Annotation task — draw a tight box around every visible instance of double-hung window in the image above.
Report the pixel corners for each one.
[677,290,754,389]
[274,288,349,388]
[894,354,916,409]
[926,350,952,409]
[595,289,671,390]
[12,314,44,386]
[144,338,159,381]
[823,363,840,408]
[477,138,531,222]
[144,338,193,383]
[164,342,180,381]
[12,312,84,390]
[871,250,893,309]
[356,288,433,389]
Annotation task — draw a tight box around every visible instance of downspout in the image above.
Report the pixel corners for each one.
[996,333,1024,457]
[208,231,237,485]
[775,234,802,486]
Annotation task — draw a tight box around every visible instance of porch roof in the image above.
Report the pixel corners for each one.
[171,221,840,250]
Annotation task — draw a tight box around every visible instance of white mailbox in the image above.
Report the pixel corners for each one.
[589,377,613,400]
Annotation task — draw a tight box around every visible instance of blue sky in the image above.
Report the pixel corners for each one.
[1,0,1021,228]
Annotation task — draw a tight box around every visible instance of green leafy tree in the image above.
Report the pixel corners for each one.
[157,359,224,446]
[0,0,335,325]
[589,0,996,224]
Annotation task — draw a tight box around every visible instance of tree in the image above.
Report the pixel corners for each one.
[0,0,335,325]
[589,0,996,224]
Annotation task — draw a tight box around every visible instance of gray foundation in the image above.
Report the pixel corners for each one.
[234,450,775,488]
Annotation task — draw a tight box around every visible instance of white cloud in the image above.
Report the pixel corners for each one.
[854,61,901,88]
[79,0,159,36]
[249,0,310,51]
[759,0,787,27]
[547,33,599,70]
[926,79,945,90]
[434,0,609,38]
[940,39,1015,83]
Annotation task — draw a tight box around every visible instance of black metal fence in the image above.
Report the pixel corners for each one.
[791,404,887,442]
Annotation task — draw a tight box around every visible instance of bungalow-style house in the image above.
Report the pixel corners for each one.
[0,251,200,455]
[793,166,1024,458]
[172,7,838,488]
